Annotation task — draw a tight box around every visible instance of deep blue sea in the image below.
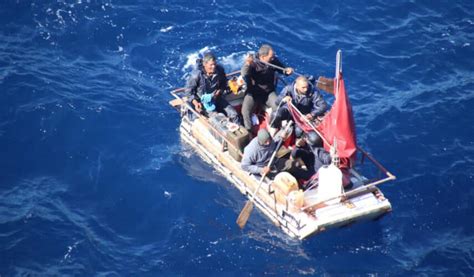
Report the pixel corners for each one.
[1,1,473,275]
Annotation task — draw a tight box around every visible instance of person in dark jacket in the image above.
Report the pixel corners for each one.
[271,76,328,138]
[291,131,332,175]
[185,53,240,124]
[241,129,311,180]
[240,44,293,132]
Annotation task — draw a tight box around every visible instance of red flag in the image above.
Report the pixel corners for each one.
[287,103,314,133]
[316,76,357,166]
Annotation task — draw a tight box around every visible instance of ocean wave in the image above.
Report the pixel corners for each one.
[1,0,474,275]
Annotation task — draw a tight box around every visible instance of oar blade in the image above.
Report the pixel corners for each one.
[317,76,334,94]
[236,201,254,229]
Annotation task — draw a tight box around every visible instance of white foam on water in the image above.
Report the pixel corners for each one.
[219,52,245,72]
[182,46,215,72]
[164,191,172,199]
[160,26,173,33]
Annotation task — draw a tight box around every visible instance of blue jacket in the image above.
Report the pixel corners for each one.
[241,137,280,175]
[185,63,227,103]
[277,81,328,117]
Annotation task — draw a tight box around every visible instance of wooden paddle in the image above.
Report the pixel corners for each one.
[257,59,328,86]
[236,121,293,229]
[316,76,334,94]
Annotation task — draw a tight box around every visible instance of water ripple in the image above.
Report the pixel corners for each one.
[1,0,474,275]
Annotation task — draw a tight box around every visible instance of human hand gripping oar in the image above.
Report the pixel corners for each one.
[236,121,293,229]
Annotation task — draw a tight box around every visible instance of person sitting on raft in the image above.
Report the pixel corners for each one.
[185,52,241,124]
[291,131,332,176]
[270,76,328,140]
[293,131,354,190]
[241,128,311,181]
[240,44,293,133]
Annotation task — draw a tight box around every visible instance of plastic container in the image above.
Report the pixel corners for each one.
[317,164,343,205]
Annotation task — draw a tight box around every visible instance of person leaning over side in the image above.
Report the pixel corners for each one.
[291,131,332,176]
[240,44,293,133]
[185,52,241,124]
[270,75,328,140]
[241,129,311,181]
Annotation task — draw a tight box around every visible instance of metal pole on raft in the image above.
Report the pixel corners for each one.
[336,49,342,92]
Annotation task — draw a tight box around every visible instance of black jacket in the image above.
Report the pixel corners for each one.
[241,56,287,98]
[185,63,227,103]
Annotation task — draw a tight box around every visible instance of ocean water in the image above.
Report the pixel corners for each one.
[1,1,473,275]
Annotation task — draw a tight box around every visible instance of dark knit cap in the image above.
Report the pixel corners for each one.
[257,129,271,145]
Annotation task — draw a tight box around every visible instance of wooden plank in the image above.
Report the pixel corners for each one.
[169,97,186,107]
[317,76,334,94]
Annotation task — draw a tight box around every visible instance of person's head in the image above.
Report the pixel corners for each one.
[202,53,217,75]
[258,44,275,63]
[295,76,309,95]
[305,131,322,147]
[257,129,272,146]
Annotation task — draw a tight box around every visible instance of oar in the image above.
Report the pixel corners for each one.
[258,59,303,77]
[257,59,326,85]
[236,121,293,229]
